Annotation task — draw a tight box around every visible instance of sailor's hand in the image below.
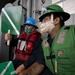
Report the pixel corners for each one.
[16,64,25,74]
[5,33,12,41]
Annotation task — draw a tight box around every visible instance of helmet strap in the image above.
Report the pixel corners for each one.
[51,14,53,23]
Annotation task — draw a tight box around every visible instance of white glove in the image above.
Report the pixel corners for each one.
[39,21,55,34]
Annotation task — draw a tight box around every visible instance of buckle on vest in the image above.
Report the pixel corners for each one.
[46,55,55,59]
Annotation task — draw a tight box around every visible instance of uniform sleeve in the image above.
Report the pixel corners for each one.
[10,38,18,47]
[36,42,45,65]
[23,37,45,68]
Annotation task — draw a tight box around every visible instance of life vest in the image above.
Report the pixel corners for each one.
[15,30,41,61]
[42,25,75,75]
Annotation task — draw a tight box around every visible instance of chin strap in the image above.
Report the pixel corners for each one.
[51,14,53,23]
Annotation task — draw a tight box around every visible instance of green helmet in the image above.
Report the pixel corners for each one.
[39,4,70,22]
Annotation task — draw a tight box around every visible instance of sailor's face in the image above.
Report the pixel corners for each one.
[25,25,33,28]
[42,16,51,23]
[39,15,55,34]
